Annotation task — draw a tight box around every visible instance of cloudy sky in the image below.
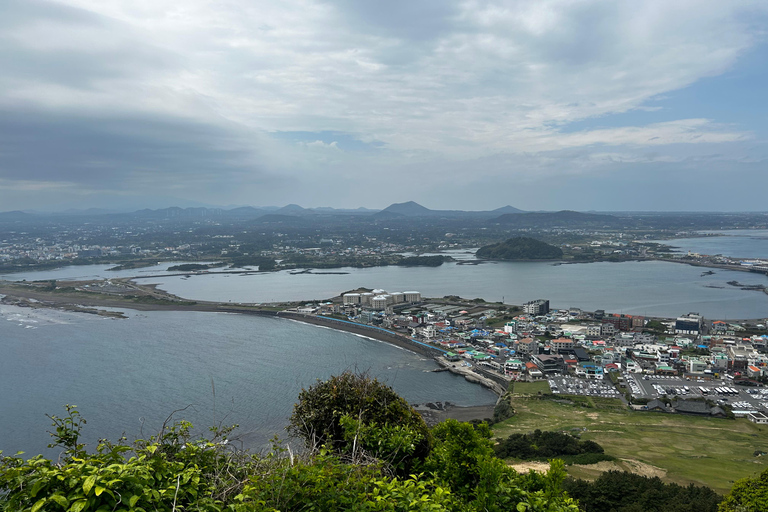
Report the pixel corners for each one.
[1,0,767,212]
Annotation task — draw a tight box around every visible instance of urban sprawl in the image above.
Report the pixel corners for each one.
[296,291,768,424]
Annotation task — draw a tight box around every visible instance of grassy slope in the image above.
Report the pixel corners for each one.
[494,387,768,493]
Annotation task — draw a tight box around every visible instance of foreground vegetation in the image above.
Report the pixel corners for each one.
[495,388,768,492]
[0,374,580,512]
[563,471,722,512]
[5,373,768,511]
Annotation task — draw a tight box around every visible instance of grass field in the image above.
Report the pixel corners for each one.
[494,394,768,492]
[509,381,551,395]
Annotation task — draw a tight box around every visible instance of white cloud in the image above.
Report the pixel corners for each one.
[0,0,766,209]
[303,140,340,150]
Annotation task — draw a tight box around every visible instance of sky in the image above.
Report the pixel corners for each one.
[1,0,767,212]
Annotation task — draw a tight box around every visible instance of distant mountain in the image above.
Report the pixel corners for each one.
[276,204,307,215]
[491,205,525,214]
[0,210,33,221]
[60,208,121,216]
[374,201,526,219]
[491,210,628,228]
[379,201,432,216]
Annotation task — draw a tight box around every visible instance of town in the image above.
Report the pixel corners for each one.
[295,290,768,424]
[3,206,768,280]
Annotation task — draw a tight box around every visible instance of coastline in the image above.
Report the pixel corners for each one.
[0,281,508,401]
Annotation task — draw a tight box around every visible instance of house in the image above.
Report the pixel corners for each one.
[525,361,543,378]
[646,399,668,412]
[516,337,537,355]
[748,412,768,424]
[672,399,726,417]
[576,363,603,379]
[551,337,574,351]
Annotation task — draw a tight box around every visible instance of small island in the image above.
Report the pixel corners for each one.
[476,237,563,260]
[397,255,449,267]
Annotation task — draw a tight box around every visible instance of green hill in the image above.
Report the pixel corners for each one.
[476,237,563,260]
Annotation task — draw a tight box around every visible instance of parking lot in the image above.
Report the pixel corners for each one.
[625,373,768,411]
[542,373,768,412]
[549,375,621,398]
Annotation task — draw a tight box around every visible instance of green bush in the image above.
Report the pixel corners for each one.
[288,371,431,474]
[564,470,721,512]
[494,429,606,460]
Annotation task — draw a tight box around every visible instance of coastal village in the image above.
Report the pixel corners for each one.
[293,289,768,423]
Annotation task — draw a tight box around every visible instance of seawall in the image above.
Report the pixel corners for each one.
[276,312,446,358]
[434,356,507,395]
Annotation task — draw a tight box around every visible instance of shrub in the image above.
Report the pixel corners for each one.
[288,371,431,474]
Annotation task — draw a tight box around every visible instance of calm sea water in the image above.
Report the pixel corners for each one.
[3,238,768,319]
[132,260,767,319]
[653,229,768,260]
[0,305,496,458]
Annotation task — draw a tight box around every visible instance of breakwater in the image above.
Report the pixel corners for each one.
[434,357,507,395]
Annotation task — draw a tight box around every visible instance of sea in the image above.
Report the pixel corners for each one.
[1,229,767,457]
[0,306,496,458]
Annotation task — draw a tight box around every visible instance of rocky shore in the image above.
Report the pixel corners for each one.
[411,402,496,427]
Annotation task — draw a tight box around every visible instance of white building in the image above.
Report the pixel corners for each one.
[404,291,422,303]
[342,293,361,305]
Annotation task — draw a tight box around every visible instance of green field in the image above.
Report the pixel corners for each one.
[494,394,768,493]
[509,380,551,395]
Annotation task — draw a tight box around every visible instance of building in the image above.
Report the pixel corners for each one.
[675,313,703,335]
[585,324,602,337]
[371,295,391,310]
[403,291,422,303]
[516,337,537,355]
[688,360,708,374]
[602,314,641,332]
[748,412,768,424]
[342,293,361,304]
[551,337,574,351]
[532,354,565,374]
[727,344,753,371]
[523,299,550,316]
[525,362,543,378]
[576,363,603,379]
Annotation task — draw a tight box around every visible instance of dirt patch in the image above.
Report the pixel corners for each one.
[509,461,551,474]
[572,458,667,479]
[620,458,667,478]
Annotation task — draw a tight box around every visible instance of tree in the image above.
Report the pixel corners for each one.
[422,420,579,512]
[288,371,431,474]
[719,468,768,512]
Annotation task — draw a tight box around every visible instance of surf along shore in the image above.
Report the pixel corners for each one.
[0,278,501,423]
